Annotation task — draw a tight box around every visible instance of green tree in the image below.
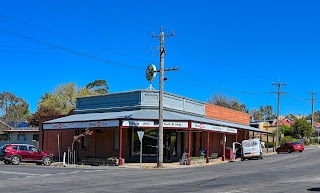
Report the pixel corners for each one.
[285,114,298,121]
[306,110,320,123]
[37,82,94,114]
[250,105,276,120]
[0,92,29,128]
[250,108,263,120]
[86,80,109,95]
[30,81,109,126]
[291,119,313,139]
[279,125,293,137]
[207,93,247,112]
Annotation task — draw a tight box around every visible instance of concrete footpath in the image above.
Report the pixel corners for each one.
[51,150,277,169]
[121,151,276,169]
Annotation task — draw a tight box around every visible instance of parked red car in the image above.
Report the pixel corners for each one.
[3,144,53,166]
[276,142,304,154]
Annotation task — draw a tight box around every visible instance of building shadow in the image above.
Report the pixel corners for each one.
[307,188,320,191]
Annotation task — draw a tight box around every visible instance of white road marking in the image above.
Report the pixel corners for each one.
[0,171,39,176]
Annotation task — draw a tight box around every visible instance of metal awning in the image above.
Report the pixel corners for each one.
[43,110,272,134]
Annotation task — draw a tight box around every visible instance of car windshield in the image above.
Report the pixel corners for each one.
[0,144,8,150]
[291,142,300,145]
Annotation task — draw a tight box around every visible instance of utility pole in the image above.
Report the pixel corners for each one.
[152,27,175,168]
[309,91,317,143]
[271,81,287,148]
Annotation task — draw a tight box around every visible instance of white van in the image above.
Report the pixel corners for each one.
[241,138,263,161]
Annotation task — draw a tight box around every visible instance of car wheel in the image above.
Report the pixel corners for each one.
[42,157,52,166]
[11,155,20,165]
[36,162,42,165]
[287,149,291,153]
[299,150,303,153]
[277,150,279,154]
[4,160,11,165]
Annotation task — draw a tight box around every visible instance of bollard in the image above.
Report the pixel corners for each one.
[63,152,66,167]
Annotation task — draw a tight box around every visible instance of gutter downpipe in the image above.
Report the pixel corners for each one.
[188,121,191,165]
[206,131,210,163]
[119,120,123,166]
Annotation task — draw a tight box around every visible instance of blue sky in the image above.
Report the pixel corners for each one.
[0,1,319,116]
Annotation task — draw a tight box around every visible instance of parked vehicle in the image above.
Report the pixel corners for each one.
[241,138,263,161]
[276,142,304,154]
[3,144,53,165]
[0,144,9,162]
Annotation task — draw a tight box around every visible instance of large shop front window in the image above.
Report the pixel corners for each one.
[132,129,158,156]
[131,129,177,157]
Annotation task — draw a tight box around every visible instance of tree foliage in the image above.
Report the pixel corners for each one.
[306,110,320,122]
[86,80,109,95]
[28,80,109,126]
[37,82,98,114]
[279,125,293,137]
[250,105,276,120]
[207,94,247,112]
[291,119,313,139]
[0,92,29,128]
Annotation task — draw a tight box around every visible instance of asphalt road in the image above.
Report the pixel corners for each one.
[0,147,320,193]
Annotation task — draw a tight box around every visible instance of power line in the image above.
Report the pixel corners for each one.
[0,25,144,70]
[0,14,154,65]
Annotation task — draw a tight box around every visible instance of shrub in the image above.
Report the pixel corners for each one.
[280,136,298,144]
[262,141,274,148]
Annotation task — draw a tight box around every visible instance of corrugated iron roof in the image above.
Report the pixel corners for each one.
[44,110,272,134]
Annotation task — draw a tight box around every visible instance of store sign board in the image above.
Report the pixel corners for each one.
[122,120,188,128]
[191,122,237,134]
[43,120,119,130]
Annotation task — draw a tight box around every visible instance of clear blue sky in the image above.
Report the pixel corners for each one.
[0,1,319,116]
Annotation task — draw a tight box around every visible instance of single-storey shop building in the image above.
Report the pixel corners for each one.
[40,90,273,165]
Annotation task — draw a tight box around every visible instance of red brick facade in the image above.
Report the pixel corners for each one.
[205,104,250,125]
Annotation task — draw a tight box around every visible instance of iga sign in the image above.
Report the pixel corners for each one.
[191,122,237,134]
[43,120,119,130]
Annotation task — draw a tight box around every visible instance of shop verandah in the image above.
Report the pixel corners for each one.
[122,121,273,165]
[40,90,273,166]
[41,110,273,166]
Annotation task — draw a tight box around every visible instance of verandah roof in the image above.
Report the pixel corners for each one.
[43,109,272,134]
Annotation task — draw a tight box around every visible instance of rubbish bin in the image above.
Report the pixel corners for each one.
[225,147,234,160]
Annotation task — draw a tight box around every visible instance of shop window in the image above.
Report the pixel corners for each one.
[132,129,158,156]
[114,128,119,150]
[33,134,39,141]
[17,134,26,141]
[131,129,177,157]
[81,130,87,149]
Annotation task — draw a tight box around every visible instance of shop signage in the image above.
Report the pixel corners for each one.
[122,120,188,128]
[191,122,237,134]
[43,120,119,130]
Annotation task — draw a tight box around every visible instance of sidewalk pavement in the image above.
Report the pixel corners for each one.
[51,151,277,169]
[120,151,277,169]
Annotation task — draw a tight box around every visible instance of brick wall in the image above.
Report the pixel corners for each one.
[205,104,250,125]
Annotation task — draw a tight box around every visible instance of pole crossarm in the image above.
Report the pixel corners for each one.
[152,26,176,168]
[308,91,317,130]
[270,81,287,148]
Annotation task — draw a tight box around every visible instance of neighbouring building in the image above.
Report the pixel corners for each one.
[2,126,40,148]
